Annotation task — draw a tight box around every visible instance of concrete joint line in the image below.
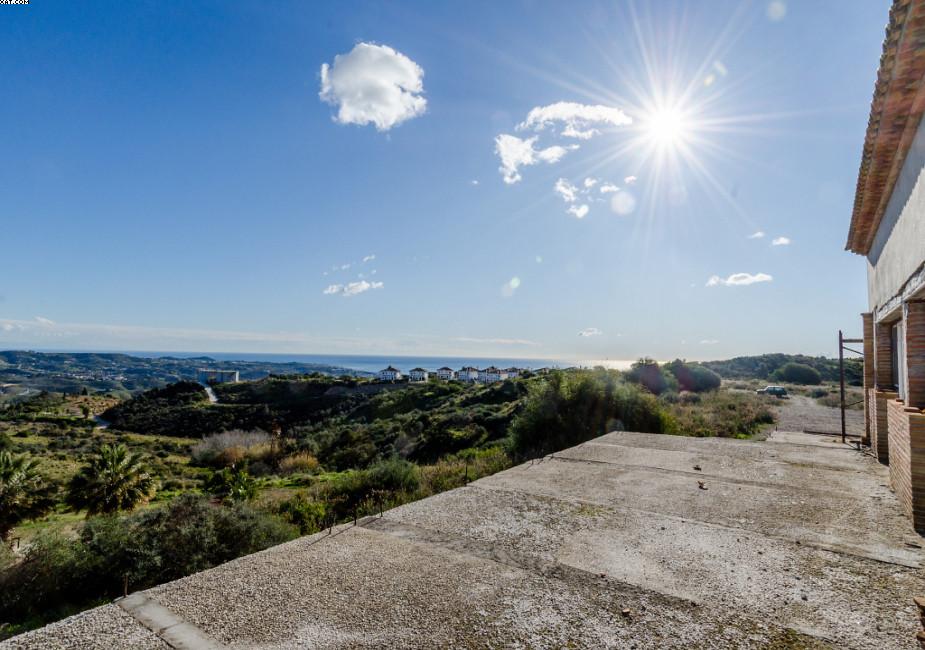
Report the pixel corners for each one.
[117,593,225,650]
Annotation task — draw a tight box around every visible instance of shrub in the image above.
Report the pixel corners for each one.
[66,444,157,516]
[206,467,258,502]
[365,458,420,493]
[275,492,328,534]
[771,362,823,385]
[624,359,677,395]
[191,430,272,468]
[509,370,669,458]
[278,452,320,475]
[665,360,722,393]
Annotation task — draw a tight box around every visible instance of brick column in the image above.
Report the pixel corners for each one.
[905,301,925,410]
[863,313,874,444]
[875,320,894,389]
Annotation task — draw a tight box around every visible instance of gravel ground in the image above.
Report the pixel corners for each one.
[0,604,169,650]
[774,395,865,437]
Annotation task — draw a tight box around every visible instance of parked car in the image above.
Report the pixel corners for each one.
[756,385,788,398]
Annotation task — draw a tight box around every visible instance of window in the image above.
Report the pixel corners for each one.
[892,321,907,400]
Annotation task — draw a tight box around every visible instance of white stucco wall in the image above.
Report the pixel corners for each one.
[867,114,925,315]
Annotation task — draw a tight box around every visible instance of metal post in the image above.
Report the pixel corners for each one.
[839,329,847,444]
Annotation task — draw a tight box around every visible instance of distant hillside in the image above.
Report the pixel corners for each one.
[701,354,863,386]
[0,350,370,400]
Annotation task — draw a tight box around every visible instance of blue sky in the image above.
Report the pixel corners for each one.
[0,0,888,361]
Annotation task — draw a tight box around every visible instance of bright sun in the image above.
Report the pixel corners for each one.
[645,107,687,147]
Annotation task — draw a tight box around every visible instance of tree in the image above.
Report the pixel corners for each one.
[0,451,57,541]
[67,444,157,516]
[80,405,91,420]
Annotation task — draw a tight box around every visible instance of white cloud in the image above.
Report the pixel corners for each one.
[1,323,15,332]
[362,254,376,262]
[494,134,576,184]
[624,175,638,185]
[340,263,351,270]
[578,327,602,337]
[554,178,579,203]
[583,177,598,189]
[471,180,479,186]
[706,272,773,287]
[748,231,765,239]
[610,192,636,215]
[323,280,384,297]
[34,316,55,326]
[771,236,791,246]
[568,204,589,219]
[699,339,720,345]
[518,101,632,139]
[599,183,619,194]
[319,42,426,131]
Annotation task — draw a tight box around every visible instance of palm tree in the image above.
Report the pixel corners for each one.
[67,444,157,516]
[0,451,56,541]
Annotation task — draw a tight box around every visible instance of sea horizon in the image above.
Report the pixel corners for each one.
[8,348,637,374]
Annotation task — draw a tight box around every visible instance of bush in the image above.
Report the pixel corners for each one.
[772,363,822,385]
[509,370,669,458]
[275,493,328,534]
[0,495,296,632]
[624,359,677,395]
[665,360,722,393]
[278,452,320,475]
[206,467,258,502]
[191,430,273,468]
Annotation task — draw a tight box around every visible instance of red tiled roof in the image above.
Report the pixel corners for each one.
[848,0,925,255]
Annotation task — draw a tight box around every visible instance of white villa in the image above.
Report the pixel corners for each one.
[478,366,508,383]
[457,366,480,382]
[436,366,456,380]
[377,366,402,381]
[408,367,429,382]
[504,367,520,379]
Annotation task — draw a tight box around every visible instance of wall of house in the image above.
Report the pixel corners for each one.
[886,399,925,532]
[868,116,925,314]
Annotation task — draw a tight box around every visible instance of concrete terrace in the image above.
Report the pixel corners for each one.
[5,401,924,649]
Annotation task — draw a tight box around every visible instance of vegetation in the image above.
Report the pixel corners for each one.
[65,444,158,516]
[702,353,862,386]
[0,452,56,541]
[771,362,823,385]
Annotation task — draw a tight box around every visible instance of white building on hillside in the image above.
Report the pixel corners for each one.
[409,368,429,382]
[458,366,479,382]
[478,366,508,383]
[505,367,521,378]
[378,366,402,381]
[436,367,456,380]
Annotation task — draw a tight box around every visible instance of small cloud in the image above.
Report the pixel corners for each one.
[362,254,376,262]
[319,42,426,131]
[699,339,720,345]
[771,236,791,246]
[767,1,786,21]
[518,101,633,139]
[578,327,602,337]
[599,183,619,194]
[494,134,577,184]
[583,177,598,189]
[624,175,638,185]
[706,272,773,287]
[500,276,521,298]
[471,180,479,186]
[748,231,765,239]
[1,323,14,332]
[568,204,589,219]
[340,263,351,270]
[535,255,543,264]
[34,316,55,326]
[324,280,384,297]
[610,192,636,215]
[554,178,579,203]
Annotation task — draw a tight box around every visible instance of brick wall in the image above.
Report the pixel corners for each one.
[863,313,874,444]
[906,301,925,409]
[876,320,894,388]
[870,389,899,464]
[887,399,925,532]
